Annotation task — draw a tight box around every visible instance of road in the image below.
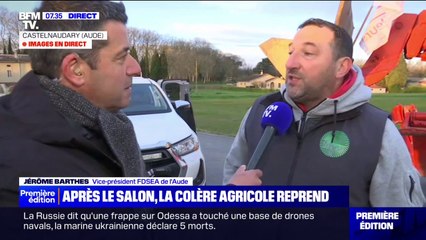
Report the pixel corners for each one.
[198,132,234,185]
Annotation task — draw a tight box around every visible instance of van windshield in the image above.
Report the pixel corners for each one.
[123,83,171,115]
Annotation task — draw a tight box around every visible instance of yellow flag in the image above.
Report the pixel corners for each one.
[335,0,354,37]
[259,38,292,78]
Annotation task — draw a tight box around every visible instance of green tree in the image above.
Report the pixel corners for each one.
[384,53,408,93]
[253,58,280,76]
[140,57,147,77]
[3,44,6,54]
[159,49,168,79]
[140,48,150,78]
[150,50,161,80]
[376,79,387,88]
[129,46,139,63]
[7,35,13,54]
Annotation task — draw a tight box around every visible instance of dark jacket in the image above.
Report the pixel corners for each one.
[224,65,426,207]
[245,92,387,207]
[0,72,123,206]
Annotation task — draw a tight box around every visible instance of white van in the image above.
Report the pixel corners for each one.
[123,77,206,185]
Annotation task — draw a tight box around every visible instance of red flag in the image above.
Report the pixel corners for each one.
[406,10,426,60]
[362,14,418,86]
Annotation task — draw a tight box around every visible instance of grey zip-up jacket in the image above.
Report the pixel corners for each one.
[223,65,425,207]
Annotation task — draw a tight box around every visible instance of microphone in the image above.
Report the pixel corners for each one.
[246,102,293,170]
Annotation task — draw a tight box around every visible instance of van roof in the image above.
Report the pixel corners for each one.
[132,77,154,84]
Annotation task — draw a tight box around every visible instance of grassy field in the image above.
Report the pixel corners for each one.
[370,93,426,112]
[191,85,426,136]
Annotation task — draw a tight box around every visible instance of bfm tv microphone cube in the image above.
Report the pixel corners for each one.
[247,102,293,170]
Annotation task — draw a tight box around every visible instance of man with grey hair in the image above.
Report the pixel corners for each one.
[0,1,261,206]
[0,1,144,206]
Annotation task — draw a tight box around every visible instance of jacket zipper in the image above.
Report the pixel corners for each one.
[409,176,415,202]
[287,112,307,185]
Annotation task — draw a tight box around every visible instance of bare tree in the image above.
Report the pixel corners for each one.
[166,39,196,80]
[193,38,216,83]
[128,27,143,55]
[0,8,24,53]
[126,22,253,82]
[140,30,161,57]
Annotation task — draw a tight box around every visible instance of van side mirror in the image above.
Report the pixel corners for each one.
[172,100,197,133]
[173,100,191,109]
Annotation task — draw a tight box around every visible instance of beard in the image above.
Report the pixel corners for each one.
[285,66,336,108]
[286,81,319,105]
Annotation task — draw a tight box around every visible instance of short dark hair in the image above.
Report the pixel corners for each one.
[298,18,353,60]
[29,1,128,78]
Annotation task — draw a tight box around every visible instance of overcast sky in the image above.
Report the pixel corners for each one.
[2,1,425,67]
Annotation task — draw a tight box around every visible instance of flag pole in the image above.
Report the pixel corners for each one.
[353,4,374,46]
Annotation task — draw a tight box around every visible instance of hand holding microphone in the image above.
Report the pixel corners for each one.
[227,102,293,186]
[228,165,263,186]
[246,102,293,170]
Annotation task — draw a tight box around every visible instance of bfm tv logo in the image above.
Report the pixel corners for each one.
[262,104,279,118]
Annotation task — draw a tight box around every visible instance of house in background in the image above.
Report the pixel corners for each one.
[265,77,285,90]
[236,80,254,88]
[0,54,31,85]
[370,84,387,93]
[236,72,285,90]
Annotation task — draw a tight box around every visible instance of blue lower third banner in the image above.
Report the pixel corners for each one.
[19,185,348,208]
[2,207,349,240]
[11,184,426,239]
[350,208,426,240]
[6,185,350,239]
[4,207,426,240]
